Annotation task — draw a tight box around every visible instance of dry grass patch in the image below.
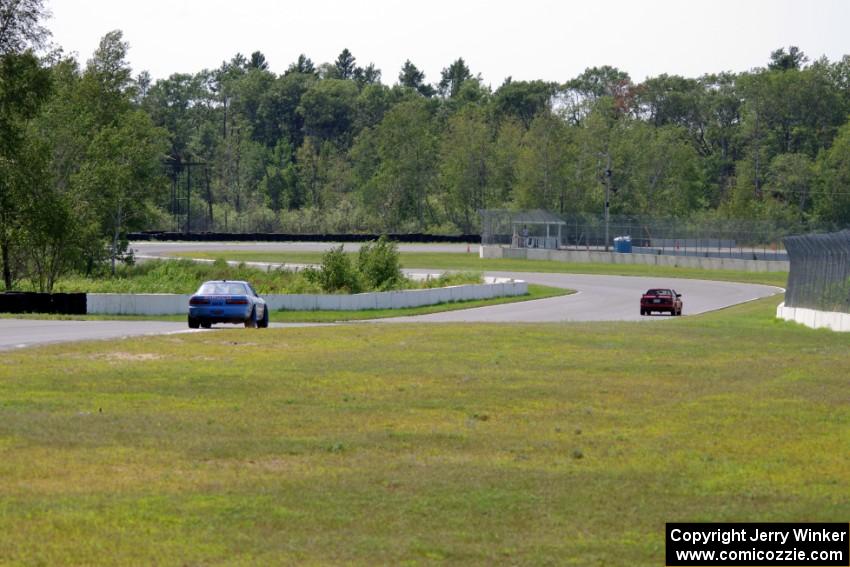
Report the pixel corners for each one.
[100,352,164,362]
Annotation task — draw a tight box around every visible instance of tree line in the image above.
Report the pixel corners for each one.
[136,43,850,237]
[2,0,850,291]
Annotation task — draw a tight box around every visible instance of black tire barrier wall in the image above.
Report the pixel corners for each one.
[0,292,87,314]
[128,232,481,244]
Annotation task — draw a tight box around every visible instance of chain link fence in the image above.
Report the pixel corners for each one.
[480,210,835,261]
[784,230,850,312]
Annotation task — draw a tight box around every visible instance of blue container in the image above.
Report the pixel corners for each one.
[614,236,632,253]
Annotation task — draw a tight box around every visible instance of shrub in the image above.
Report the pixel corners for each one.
[419,271,483,289]
[43,250,479,295]
[357,236,403,291]
[305,245,362,293]
[48,259,320,294]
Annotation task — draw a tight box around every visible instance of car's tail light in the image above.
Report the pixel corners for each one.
[190,297,210,305]
[226,297,249,305]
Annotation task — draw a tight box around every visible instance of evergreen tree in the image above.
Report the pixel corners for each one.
[438,58,472,98]
[399,60,434,97]
[334,48,357,80]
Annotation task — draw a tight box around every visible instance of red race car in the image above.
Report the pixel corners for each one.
[640,288,682,316]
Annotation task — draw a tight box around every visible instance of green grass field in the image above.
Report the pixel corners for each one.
[173,250,789,288]
[1,296,846,565]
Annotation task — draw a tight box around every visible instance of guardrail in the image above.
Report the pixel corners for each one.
[86,278,527,315]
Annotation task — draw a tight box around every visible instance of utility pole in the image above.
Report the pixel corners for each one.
[163,156,181,232]
[163,158,206,234]
[171,172,178,232]
[186,162,191,235]
[599,152,613,252]
[204,167,213,229]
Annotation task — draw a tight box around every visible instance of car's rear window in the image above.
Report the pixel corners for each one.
[646,289,672,296]
[197,282,249,295]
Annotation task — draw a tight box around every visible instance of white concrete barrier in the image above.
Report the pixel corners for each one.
[86,293,193,315]
[86,279,528,315]
[481,246,789,272]
[776,302,850,332]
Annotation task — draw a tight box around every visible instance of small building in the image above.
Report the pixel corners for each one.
[480,209,565,249]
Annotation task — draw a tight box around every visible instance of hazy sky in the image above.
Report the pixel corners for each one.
[48,0,850,86]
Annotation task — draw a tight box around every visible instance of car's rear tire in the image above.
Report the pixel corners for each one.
[245,308,258,328]
[188,316,200,329]
[640,308,645,316]
[258,307,269,328]
[201,322,212,329]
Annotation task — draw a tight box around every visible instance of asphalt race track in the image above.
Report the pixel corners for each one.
[0,319,322,351]
[0,319,191,351]
[385,271,781,323]
[0,242,783,349]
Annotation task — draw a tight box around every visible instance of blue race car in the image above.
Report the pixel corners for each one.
[188,280,269,329]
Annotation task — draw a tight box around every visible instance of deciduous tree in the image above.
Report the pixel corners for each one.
[0,0,51,55]
[438,107,493,232]
[0,50,51,289]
